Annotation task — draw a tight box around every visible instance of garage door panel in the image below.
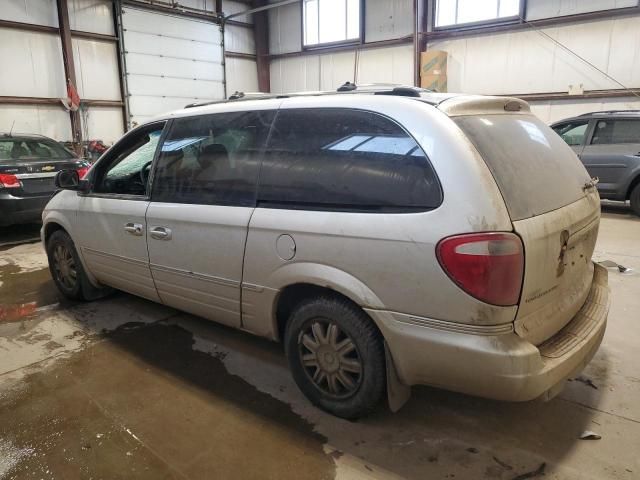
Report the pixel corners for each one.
[128,96,206,118]
[124,31,222,63]
[122,6,224,127]
[127,75,223,99]
[125,52,222,81]
[123,7,220,43]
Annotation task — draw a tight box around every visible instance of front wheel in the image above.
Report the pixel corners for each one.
[630,183,640,217]
[46,230,110,301]
[284,296,386,419]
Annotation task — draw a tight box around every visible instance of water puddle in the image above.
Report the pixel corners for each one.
[0,322,335,479]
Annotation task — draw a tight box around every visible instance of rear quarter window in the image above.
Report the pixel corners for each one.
[258,108,442,212]
[591,119,640,145]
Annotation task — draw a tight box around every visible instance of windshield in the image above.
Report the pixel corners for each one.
[0,138,75,162]
[455,114,591,220]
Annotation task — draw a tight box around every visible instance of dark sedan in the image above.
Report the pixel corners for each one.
[0,134,89,226]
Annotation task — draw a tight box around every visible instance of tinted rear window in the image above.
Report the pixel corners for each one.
[258,108,442,212]
[455,115,590,221]
[0,138,73,161]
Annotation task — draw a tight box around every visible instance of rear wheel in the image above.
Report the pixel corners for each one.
[284,296,385,419]
[46,230,110,301]
[630,183,640,217]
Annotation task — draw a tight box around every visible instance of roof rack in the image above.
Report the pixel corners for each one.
[579,110,640,116]
[183,84,435,109]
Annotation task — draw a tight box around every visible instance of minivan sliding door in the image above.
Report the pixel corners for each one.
[146,110,276,328]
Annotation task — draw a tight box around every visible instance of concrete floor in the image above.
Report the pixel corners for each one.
[1,205,639,480]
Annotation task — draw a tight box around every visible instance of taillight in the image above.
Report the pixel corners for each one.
[76,166,89,179]
[0,173,21,189]
[436,232,524,306]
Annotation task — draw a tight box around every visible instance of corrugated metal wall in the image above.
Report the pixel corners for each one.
[268,0,640,123]
[0,0,123,143]
[0,0,257,144]
[427,16,640,95]
[269,0,415,93]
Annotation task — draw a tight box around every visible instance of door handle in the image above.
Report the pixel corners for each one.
[150,226,172,240]
[124,222,144,236]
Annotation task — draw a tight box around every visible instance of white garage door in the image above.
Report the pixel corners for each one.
[121,6,224,126]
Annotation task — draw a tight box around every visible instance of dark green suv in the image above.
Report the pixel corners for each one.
[551,111,640,216]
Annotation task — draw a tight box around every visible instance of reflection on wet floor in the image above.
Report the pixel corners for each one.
[0,262,61,325]
[0,226,64,324]
[0,322,335,480]
[0,224,42,249]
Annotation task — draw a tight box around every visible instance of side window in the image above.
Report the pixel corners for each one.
[93,123,165,195]
[552,121,589,146]
[151,110,275,206]
[591,119,640,145]
[258,108,442,211]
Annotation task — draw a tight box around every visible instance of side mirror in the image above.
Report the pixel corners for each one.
[55,169,80,190]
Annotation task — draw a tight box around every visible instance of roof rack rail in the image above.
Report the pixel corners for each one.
[579,110,640,116]
[375,86,426,98]
[184,91,273,109]
[336,82,429,97]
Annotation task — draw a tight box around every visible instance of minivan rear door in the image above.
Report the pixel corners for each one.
[454,110,599,346]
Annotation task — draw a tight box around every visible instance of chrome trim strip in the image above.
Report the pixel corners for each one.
[389,311,514,336]
[16,172,57,179]
[150,263,239,288]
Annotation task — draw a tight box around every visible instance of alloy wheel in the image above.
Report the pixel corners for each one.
[298,320,363,398]
[52,244,77,290]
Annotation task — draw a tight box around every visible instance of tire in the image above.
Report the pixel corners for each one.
[284,296,386,419]
[630,183,640,217]
[46,230,111,301]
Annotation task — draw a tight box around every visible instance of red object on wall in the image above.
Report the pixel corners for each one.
[67,80,80,111]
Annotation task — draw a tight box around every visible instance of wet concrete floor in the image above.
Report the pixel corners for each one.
[1,210,640,479]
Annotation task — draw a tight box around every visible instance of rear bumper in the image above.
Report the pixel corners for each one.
[368,263,609,402]
[0,191,51,226]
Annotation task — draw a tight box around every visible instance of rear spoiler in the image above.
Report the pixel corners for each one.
[437,95,530,117]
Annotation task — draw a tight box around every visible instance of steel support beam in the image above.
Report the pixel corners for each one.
[253,0,270,92]
[0,18,117,42]
[0,97,124,107]
[57,0,82,153]
[513,89,640,102]
[0,19,58,34]
[71,30,117,42]
[413,0,427,87]
[225,51,258,60]
[269,36,413,60]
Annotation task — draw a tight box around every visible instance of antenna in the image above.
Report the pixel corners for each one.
[9,120,15,137]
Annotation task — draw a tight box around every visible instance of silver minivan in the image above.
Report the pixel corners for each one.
[42,86,609,418]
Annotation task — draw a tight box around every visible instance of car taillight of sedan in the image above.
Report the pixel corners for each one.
[0,173,21,189]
